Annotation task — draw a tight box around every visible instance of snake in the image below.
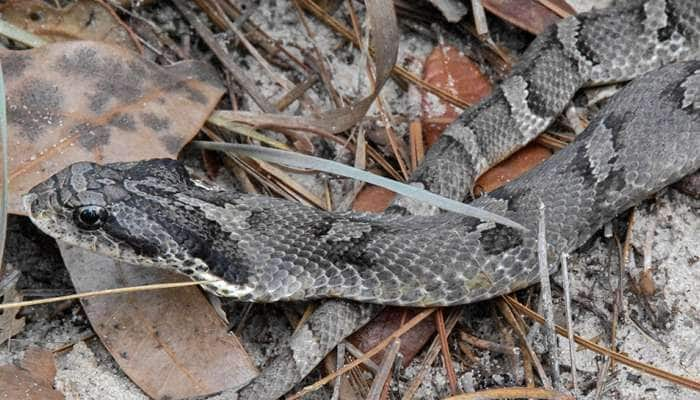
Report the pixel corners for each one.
[23,0,700,398]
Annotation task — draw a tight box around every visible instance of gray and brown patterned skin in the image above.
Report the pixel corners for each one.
[24,0,700,398]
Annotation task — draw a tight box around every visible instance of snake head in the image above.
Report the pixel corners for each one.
[25,159,256,298]
[25,159,196,267]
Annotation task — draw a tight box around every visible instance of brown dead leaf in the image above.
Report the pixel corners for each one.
[0,0,142,52]
[474,143,552,195]
[351,184,397,213]
[59,244,258,399]
[0,365,63,400]
[483,0,575,35]
[0,348,62,400]
[0,268,26,345]
[421,45,492,148]
[674,170,700,198]
[19,348,58,389]
[349,308,435,367]
[1,41,224,215]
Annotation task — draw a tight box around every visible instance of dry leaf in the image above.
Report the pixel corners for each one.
[351,184,396,213]
[59,244,258,399]
[349,308,436,367]
[0,268,26,345]
[673,170,700,198]
[1,41,224,214]
[421,45,492,148]
[0,348,63,400]
[474,143,552,194]
[483,0,575,35]
[0,0,142,52]
[19,348,58,389]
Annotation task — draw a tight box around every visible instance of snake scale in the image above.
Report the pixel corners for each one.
[24,0,699,398]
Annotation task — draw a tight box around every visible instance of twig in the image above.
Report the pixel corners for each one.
[345,0,409,181]
[470,0,490,38]
[288,308,436,400]
[497,299,551,388]
[296,0,473,109]
[435,309,458,394]
[443,386,573,400]
[0,281,210,310]
[0,63,8,274]
[172,0,277,112]
[504,296,700,391]
[216,4,293,91]
[560,253,578,396]
[402,309,460,400]
[275,75,321,111]
[291,0,344,108]
[459,331,517,355]
[366,339,401,400]
[409,120,424,171]
[535,0,573,18]
[537,201,561,389]
[331,342,346,400]
[344,341,380,373]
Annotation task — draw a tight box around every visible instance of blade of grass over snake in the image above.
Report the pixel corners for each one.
[191,141,526,231]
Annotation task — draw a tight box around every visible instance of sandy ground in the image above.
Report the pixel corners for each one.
[2,0,698,399]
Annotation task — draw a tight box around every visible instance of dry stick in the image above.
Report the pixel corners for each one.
[296,0,472,109]
[490,307,523,384]
[346,0,410,181]
[275,75,321,111]
[107,0,187,59]
[504,297,700,391]
[288,308,436,400]
[613,211,635,367]
[210,0,295,92]
[209,110,405,181]
[535,0,574,18]
[291,0,345,109]
[201,129,307,205]
[559,253,578,396]
[214,0,284,58]
[435,309,459,394]
[470,0,490,38]
[497,299,552,388]
[443,386,573,400]
[0,281,209,311]
[593,355,613,400]
[537,201,561,389]
[409,120,424,171]
[402,309,461,400]
[366,339,401,400]
[334,127,368,212]
[345,341,380,373]
[641,213,656,294]
[594,211,634,397]
[172,0,277,113]
[331,342,346,400]
[459,331,518,355]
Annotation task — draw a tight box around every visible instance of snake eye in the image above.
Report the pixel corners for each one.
[74,205,108,230]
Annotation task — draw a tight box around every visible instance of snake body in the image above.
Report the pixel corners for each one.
[25,0,700,398]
